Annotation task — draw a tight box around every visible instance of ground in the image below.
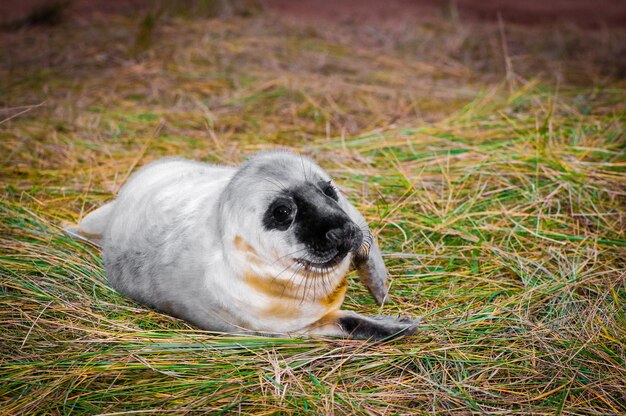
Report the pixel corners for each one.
[1,2,625,415]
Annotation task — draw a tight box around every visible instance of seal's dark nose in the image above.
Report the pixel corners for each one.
[325,222,362,253]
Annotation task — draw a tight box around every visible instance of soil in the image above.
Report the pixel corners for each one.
[1,0,625,29]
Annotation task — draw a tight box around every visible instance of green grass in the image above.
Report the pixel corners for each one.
[1,10,625,415]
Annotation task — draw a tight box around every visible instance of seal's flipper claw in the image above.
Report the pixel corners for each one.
[353,240,388,305]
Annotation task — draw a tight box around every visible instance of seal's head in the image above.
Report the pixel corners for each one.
[218,151,368,277]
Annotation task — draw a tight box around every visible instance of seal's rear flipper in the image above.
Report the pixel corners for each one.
[64,202,115,247]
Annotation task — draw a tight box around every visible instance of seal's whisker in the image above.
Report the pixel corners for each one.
[270,262,300,285]
[312,265,317,302]
[270,247,309,266]
[248,174,288,193]
[268,253,313,297]
[299,253,323,305]
[299,256,313,305]
[321,267,331,298]
[292,266,307,305]
[322,266,332,299]
[299,155,308,182]
[282,263,306,300]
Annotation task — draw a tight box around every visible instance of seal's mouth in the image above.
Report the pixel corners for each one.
[295,251,346,271]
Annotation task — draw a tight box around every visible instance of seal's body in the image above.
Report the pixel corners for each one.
[68,151,418,339]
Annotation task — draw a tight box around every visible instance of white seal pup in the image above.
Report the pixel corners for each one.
[67,151,419,339]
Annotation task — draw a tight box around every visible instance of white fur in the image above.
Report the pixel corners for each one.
[70,153,361,334]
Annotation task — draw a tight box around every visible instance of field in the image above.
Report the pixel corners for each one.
[1,4,625,415]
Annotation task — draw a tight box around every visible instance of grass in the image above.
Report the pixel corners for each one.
[1,9,625,415]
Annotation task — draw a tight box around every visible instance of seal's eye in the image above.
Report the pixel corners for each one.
[263,199,295,231]
[272,204,292,222]
[323,183,338,201]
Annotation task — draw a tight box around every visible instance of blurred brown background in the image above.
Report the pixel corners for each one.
[2,0,625,28]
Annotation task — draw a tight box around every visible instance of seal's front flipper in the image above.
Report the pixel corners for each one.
[307,310,419,340]
[338,197,389,304]
[352,238,388,305]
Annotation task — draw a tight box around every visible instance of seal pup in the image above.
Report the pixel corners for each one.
[67,151,419,339]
